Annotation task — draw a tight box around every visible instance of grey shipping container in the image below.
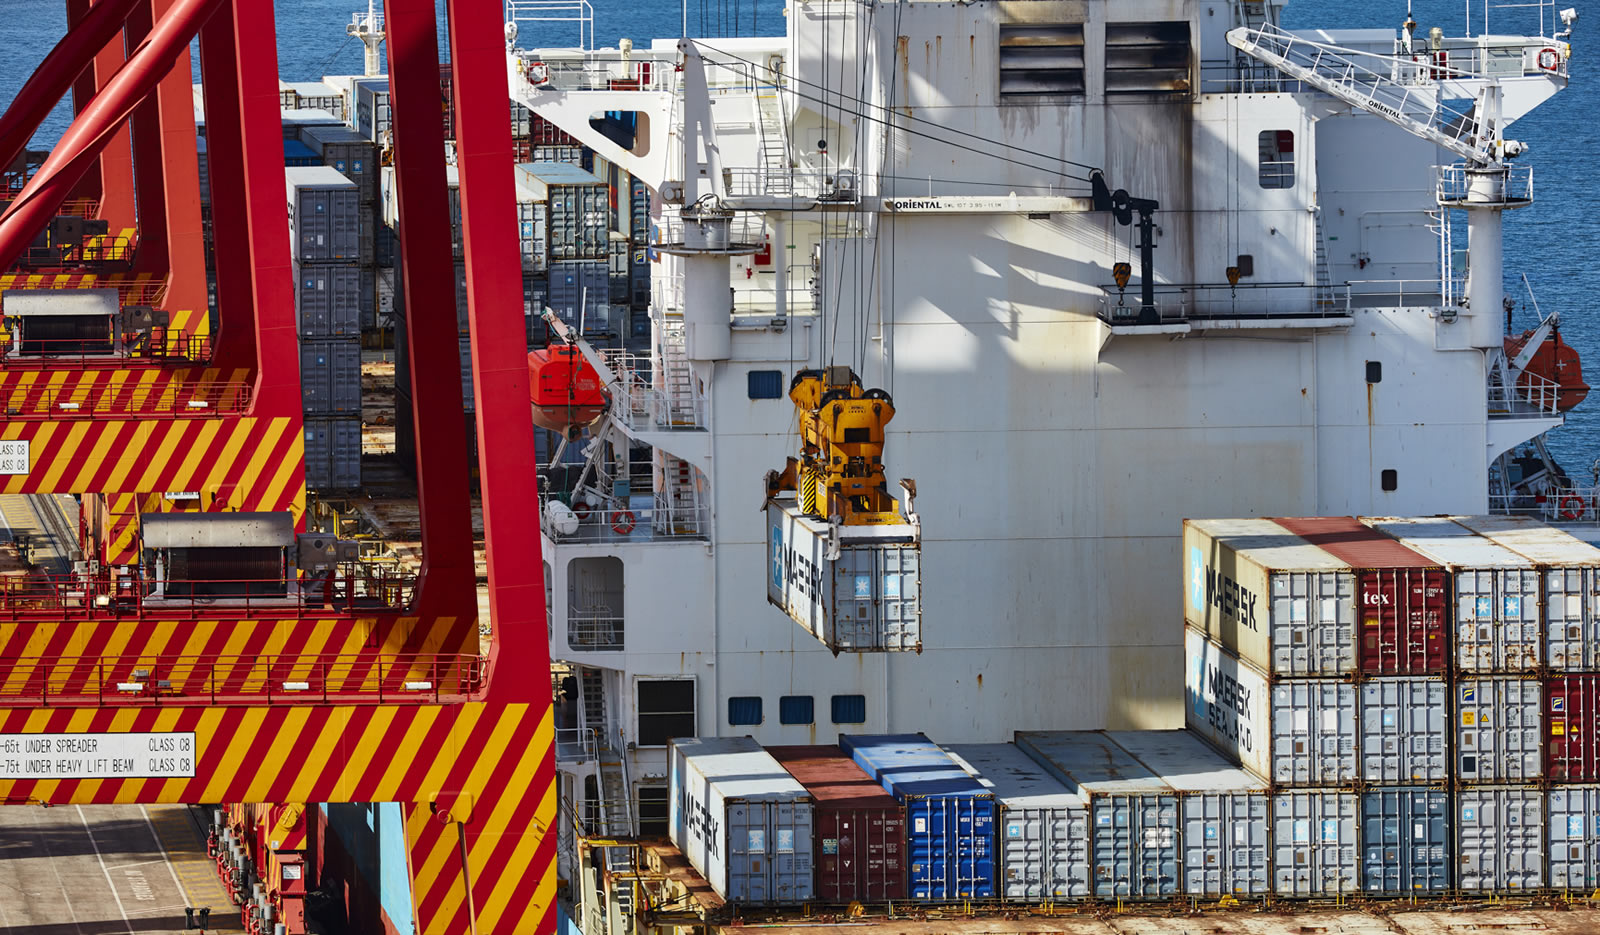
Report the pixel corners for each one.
[516,162,610,261]
[459,335,475,412]
[1360,787,1450,894]
[280,108,343,139]
[629,175,651,242]
[517,196,549,273]
[1365,516,1542,672]
[631,248,651,308]
[1458,786,1544,891]
[1456,677,1543,782]
[299,125,379,204]
[1106,730,1269,898]
[286,166,364,264]
[549,260,616,336]
[197,137,209,207]
[532,144,585,166]
[1182,518,1358,677]
[1452,514,1600,671]
[1014,732,1179,900]
[943,743,1088,901]
[353,77,390,145]
[300,339,362,415]
[360,267,377,331]
[668,737,815,905]
[766,500,921,653]
[1548,785,1600,889]
[1359,678,1446,782]
[609,237,631,305]
[1272,790,1357,896]
[303,417,361,489]
[454,261,471,333]
[292,263,362,338]
[1185,627,1358,785]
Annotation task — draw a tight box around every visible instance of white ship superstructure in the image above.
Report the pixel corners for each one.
[503,0,1577,862]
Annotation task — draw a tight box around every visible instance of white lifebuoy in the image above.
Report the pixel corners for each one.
[528,61,550,85]
[1538,47,1560,72]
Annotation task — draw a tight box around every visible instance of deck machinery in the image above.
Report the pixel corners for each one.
[0,1,556,933]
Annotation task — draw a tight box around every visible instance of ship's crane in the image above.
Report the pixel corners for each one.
[1090,170,1160,324]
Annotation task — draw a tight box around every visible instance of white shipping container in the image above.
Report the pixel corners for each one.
[1452,514,1600,670]
[1364,517,1542,672]
[1185,627,1357,785]
[1358,678,1446,782]
[1456,677,1543,782]
[1182,518,1357,677]
[1548,785,1600,889]
[765,499,920,653]
[1458,786,1544,891]
[1272,790,1358,896]
[668,737,815,905]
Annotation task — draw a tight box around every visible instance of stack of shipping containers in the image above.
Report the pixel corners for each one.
[286,165,363,489]
[298,125,380,331]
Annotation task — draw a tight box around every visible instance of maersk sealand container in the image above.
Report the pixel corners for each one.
[840,734,996,900]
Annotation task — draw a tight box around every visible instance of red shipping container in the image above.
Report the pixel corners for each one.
[1547,674,1600,780]
[1274,516,1449,675]
[767,745,907,903]
[532,113,576,146]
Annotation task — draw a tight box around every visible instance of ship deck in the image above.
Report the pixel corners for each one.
[729,908,1600,935]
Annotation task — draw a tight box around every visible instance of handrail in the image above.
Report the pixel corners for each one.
[0,331,216,370]
[0,569,419,620]
[0,375,249,419]
[1097,282,1351,323]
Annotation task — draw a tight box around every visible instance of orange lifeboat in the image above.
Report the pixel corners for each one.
[528,344,608,437]
[1506,328,1589,411]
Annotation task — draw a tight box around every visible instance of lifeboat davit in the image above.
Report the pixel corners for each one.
[528,344,608,437]
[1506,328,1589,411]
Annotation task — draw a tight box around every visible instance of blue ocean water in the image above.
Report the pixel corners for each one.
[4,0,1596,468]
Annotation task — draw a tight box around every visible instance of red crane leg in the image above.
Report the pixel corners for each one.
[144,0,208,319]
[196,0,253,371]
[383,0,476,619]
[124,0,169,274]
[90,0,137,232]
[0,0,140,172]
[64,0,103,204]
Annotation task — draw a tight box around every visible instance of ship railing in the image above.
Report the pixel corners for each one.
[1347,279,1448,308]
[506,0,595,51]
[1437,163,1534,204]
[0,375,249,419]
[568,614,624,651]
[542,503,705,543]
[516,52,679,93]
[598,350,706,430]
[554,726,602,761]
[1097,282,1350,324]
[1488,368,1561,418]
[1199,60,1308,93]
[14,231,139,270]
[0,569,419,620]
[0,651,483,707]
[721,166,857,203]
[1397,34,1570,80]
[0,331,216,370]
[654,209,765,251]
[1494,487,1600,523]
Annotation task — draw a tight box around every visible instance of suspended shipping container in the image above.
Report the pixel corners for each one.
[1014,731,1178,900]
[1271,790,1358,897]
[1272,516,1448,675]
[1360,787,1450,894]
[766,745,907,904]
[766,500,921,654]
[668,737,815,906]
[1106,730,1269,898]
[1456,677,1543,782]
[1457,786,1544,892]
[1453,514,1600,670]
[353,77,390,145]
[942,743,1088,901]
[1181,518,1357,677]
[516,162,610,261]
[840,734,995,900]
[1364,516,1541,672]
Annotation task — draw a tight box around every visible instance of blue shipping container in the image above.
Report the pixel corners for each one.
[840,734,996,900]
[283,139,320,167]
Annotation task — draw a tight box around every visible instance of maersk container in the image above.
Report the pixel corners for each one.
[299,125,378,204]
[839,734,995,900]
[1105,730,1269,897]
[766,746,906,903]
[1545,674,1600,781]
[1364,516,1541,672]
[286,166,364,264]
[1273,516,1449,675]
[1359,678,1446,782]
[668,737,815,905]
[1360,787,1450,894]
[303,417,361,489]
[1458,786,1544,891]
[1272,791,1357,896]
[300,339,362,415]
[1184,627,1357,785]
[516,162,610,261]
[766,500,921,654]
[1014,731,1178,900]
[1548,785,1600,889]
[1453,514,1600,670]
[1182,517,1357,677]
[292,263,362,338]
[1456,677,1543,782]
[942,743,1088,901]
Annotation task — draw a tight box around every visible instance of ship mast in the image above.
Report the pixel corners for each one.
[347,0,385,78]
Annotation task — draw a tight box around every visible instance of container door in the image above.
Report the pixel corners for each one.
[1001,805,1087,901]
[1183,793,1267,897]
[1272,791,1356,897]
[1547,674,1600,781]
[1456,678,1543,782]
[1549,785,1600,889]
[1545,567,1600,670]
[1359,678,1446,782]
[1458,787,1543,891]
[769,801,813,903]
[814,808,845,902]
[1360,788,1449,894]
[959,797,995,899]
[1271,681,1357,785]
[906,798,942,899]
[1357,568,1447,675]
[1269,570,1355,676]
[725,802,766,903]
[1456,568,1542,672]
[1092,795,1175,898]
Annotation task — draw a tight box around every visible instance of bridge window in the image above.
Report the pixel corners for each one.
[831,694,867,724]
[748,370,783,399]
[780,695,815,725]
[1258,130,1295,189]
[636,678,695,746]
[998,24,1086,97]
[728,696,763,726]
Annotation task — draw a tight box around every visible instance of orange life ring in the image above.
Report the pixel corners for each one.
[572,501,592,521]
[1560,495,1586,521]
[611,510,636,535]
[528,61,550,85]
[1538,47,1560,72]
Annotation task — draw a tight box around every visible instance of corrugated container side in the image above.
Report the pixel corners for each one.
[459,335,475,412]
[299,125,379,203]
[1272,516,1449,675]
[1545,566,1600,670]
[840,734,995,900]
[1358,678,1446,782]
[1546,674,1600,781]
[1182,518,1357,677]
[1548,785,1600,889]
[766,502,921,653]
[1457,677,1543,782]
[1360,787,1450,894]
[299,340,362,415]
[631,247,651,308]
[1458,786,1544,891]
[1184,627,1358,785]
[1272,791,1357,896]
[517,198,549,272]
[668,738,815,905]
[766,746,906,903]
[943,743,1088,901]
[1013,732,1178,899]
[548,260,612,335]
[292,263,362,338]
[303,417,361,489]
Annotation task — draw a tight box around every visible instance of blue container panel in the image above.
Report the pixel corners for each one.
[841,734,990,799]
[906,795,996,900]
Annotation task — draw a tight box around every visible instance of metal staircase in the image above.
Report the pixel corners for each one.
[657,321,701,427]
[755,93,792,197]
[1313,210,1339,312]
[655,454,704,536]
[1227,24,1485,163]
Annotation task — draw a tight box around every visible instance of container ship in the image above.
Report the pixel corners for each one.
[1,0,1599,932]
